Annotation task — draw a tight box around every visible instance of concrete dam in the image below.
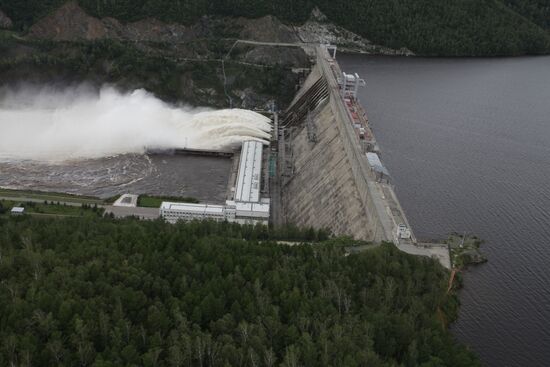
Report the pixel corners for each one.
[275,45,450,268]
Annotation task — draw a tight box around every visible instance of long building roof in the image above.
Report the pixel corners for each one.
[160,202,225,215]
[234,140,263,203]
[366,152,390,176]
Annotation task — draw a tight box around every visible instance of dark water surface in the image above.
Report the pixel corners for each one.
[339,54,550,366]
[0,154,231,203]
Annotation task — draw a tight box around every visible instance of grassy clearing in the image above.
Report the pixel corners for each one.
[0,188,104,205]
[0,30,17,41]
[27,202,104,218]
[0,199,104,218]
[0,189,201,209]
[137,195,199,208]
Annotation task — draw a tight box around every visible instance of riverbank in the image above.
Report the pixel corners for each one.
[0,188,105,205]
[0,188,200,209]
[449,234,488,268]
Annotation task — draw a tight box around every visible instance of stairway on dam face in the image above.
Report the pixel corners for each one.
[282,100,378,240]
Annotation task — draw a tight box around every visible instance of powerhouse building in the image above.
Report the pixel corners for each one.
[160,202,228,222]
[160,140,270,225]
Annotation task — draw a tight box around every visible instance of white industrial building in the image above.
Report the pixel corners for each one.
[10,207,25,215]
[341,72,366,99]
[160,202,230,223]
[396,224,412,240]
[160,140,271,225]
[227,199,270,225]
[234,140,263,202]
[366,152,390,183]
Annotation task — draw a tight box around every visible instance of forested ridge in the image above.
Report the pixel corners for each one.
[0,215,479,366]
[1,0,549,55]
[502,0,550,31]
[0,36,299,108]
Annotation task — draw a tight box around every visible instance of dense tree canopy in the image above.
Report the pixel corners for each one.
[0,0,549,55]
[0,37,300,108]
[0,215,478,366]
[502,0,550,31]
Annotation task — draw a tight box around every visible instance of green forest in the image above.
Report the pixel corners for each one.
[1,0,549,55]
[0,215,479,366]
[0,37,299,108]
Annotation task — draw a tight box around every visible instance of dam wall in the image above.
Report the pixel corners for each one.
[281,47,390,242]
[282,100,386,240]
[279,45,451,268]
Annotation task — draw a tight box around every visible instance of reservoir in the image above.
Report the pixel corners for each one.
[339,54,550,366]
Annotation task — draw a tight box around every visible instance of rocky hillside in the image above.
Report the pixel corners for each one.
[1,0,546,110]
[25,2,397,54]
[0,1,410,110]
[0,2,321,109]
[294,10,413,55]
[27,2,296,44]
[2,0,548,56]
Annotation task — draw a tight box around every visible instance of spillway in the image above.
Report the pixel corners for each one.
[0,86,271,162]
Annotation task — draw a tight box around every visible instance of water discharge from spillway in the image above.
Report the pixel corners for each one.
[0,85,272,162]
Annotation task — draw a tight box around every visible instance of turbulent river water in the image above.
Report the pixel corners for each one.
[339,54,550,367]
[0,85,272,203]
[0,154,231,203]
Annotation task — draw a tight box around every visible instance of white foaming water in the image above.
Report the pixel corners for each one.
[0,85,272,162]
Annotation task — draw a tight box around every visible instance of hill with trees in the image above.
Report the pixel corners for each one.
[0,0,549,55]
[502,0,550,31]
[0,215,479,366]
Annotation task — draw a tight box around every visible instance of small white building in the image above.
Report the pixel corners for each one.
[113,194,138,207]
[226,199,270,225]
[366,152,390,183]
[10,207,25,215]
[396,224,411,240]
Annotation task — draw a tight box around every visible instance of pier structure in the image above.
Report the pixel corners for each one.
[173,148,234,158]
